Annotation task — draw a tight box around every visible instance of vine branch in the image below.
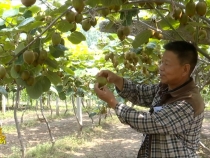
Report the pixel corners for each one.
[7,7,72,65]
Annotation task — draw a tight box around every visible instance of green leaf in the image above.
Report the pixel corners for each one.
[46,70,62,85]
[14,43,25,55]
[59,91,66,100]
[56,85,63,92]
[132,30,152,48]
[23,10,32,18]
[26,81,43,99]
[57,20,74,32]
[0,86,8,97]
[49,45,65,58]
[44,58,58,69]
[18,17,35,27]
[10,66,20,79]
[37,76,51,92]
[67,31,86,44]
[62,67,74,75]
[2,8,19,18]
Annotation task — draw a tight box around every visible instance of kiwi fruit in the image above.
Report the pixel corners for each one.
[21,0,36,7]
[198,29,207,40]
[196,0,207,16]
[179,13,189,26]
[23,50,35,65]
[72,0,85,13]
[90,18,97,27]
[96,76,107,88]
[21,70,30,81]
[65,10,76,23]
[0,66,6,79]
[52,32,61,46]
[70,22,77,32]
[117,27,126,41]
[123,26,131,36]
[186,0,196,17]
[82,19,91,31]
[26,76,35,86]
[14,65,21,73]
[101,8,110,17]
[172,8,182,20]
[75,13,83,23]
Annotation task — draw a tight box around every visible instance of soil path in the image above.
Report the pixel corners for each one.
[0,111,210,158]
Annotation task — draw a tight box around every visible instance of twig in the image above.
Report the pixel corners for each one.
[199,141,210,153]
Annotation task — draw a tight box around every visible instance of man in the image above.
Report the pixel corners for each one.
[94,41,205,158]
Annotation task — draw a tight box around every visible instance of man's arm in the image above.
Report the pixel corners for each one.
[115,101,195,134]
[116,79,159,107]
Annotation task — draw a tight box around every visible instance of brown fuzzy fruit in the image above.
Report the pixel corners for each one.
[155,2,164,6]
[21,70,30,81]
[186,0,196,17]
[14,65,21,73]
[70,22,77,32]
[0,66,6,79]
[96,76,107,88]
[72,0,85,13]
[82,19,91,31]
[117,27,126,41]
[65,10,75,23]
[113,5,121,12]
[196,0,207,16]
[179,13,189,26]
[101,8,110,17]
[173,8,182,20]
[154,32,163,40]
[60,38,65,45]
[52,32,61,46]
[123,26,131,36]
[26,76,35,86]
[90,18,97,27]
[23,50,35,65]
[39,50,48,61]
[75,13,83,23]
[21,0,36,7]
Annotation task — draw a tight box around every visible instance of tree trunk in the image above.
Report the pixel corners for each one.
[40,95,55,147]
[64,99,68,115]
[47,94,52,117]
[14,85,25,158]
[56,97,59,116]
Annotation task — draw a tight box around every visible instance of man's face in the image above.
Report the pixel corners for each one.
[159,50,188,88]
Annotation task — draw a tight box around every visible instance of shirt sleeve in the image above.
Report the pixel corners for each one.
[116,79,159,107]
[115,101,194,134]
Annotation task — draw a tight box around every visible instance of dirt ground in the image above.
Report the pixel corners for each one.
[0,110,210,158]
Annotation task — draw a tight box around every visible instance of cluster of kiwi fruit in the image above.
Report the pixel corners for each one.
[65,0,97,32]
[117,26,131,41]
[13,64,35,86]
[104,52,119,68]
[23,49,48,67]
[51,32,65,46]
[123,51,139,71]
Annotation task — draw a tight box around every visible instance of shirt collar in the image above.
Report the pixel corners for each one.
[159,78,194,97]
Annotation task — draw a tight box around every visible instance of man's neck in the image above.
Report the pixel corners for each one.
[168,77,192,91]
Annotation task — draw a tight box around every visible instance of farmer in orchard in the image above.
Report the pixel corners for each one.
[94,41,205,158]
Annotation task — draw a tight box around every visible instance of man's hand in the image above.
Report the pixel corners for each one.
[94,83,118,109]
[96,70,124,91]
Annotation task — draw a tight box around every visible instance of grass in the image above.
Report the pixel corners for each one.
[7,121,111,158]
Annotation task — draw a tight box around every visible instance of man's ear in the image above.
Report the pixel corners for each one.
[182,64,191,76]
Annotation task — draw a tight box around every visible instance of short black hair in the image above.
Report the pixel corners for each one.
[163,41,198,74]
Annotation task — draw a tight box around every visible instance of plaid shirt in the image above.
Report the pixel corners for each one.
[115,78,204,158]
